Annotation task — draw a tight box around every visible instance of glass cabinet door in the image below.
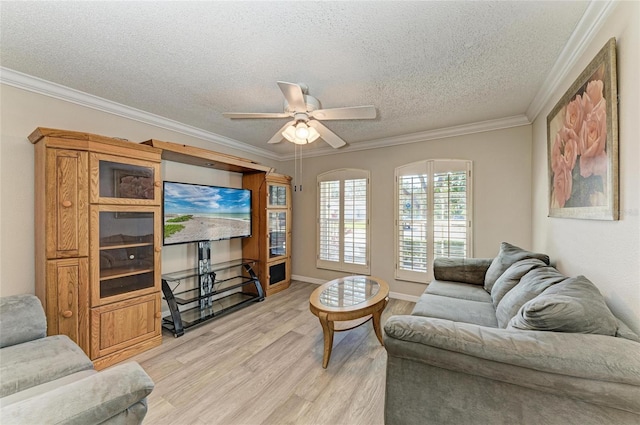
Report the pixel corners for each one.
[90,154,160,204]
[268,211,288,258]
[268,184,287,207]
[93,207,159,305]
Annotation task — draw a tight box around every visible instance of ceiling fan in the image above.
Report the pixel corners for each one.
[223,81,376,148]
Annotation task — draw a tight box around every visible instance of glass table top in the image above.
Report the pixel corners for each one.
[319,276,380,308]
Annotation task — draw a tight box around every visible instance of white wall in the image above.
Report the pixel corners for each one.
[283,125,534,298]
[531,1,640,333]
[0,85,279,297]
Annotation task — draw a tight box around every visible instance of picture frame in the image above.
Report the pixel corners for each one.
[547,37,618,220]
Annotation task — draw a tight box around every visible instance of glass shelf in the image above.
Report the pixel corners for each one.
[161,258,263,337]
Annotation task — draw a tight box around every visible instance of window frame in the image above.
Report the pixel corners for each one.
[316,168,370,274]
[394,160,473,283]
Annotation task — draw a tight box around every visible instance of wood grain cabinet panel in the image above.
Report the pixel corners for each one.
[90,293,161,360]
[45,149,88,259]
[45,258,89,355]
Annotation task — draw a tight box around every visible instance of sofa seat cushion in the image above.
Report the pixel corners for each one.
[495,267,567,328]
[412,294,498,328]
[426,280,492,303]
[508,275,619,335]
[484,242,550,293]
[0,335,93,397]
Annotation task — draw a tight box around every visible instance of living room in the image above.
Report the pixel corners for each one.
[1,1,638,424]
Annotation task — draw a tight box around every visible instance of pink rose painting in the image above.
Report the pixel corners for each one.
[547,38,618,220]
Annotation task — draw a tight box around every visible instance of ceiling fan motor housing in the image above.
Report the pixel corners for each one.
[284,94,321,114]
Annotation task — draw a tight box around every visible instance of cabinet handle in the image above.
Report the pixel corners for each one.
[61,310,73,318]
[61,200,72,208]
[155,247,162,252]
[155,312,162,318]
[154,181,161,187]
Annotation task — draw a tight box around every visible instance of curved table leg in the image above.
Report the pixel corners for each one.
[372,297,389,346]
[318,311,334,368]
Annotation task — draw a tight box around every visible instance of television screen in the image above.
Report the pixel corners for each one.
[163,181,252,245]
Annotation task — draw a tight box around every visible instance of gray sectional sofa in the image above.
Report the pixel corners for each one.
[0,294,154,425]
[384,242,640,425]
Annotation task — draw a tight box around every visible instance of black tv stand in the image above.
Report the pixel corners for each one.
[161,251,264,337]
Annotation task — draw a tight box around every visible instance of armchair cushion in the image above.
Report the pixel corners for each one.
[0,294,46,348]
[0,362,154,425]
[0,335,93,397]
[508,275,618,335]
[484,242,550,293]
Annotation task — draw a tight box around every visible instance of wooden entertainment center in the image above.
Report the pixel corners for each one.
[29,128,292,368]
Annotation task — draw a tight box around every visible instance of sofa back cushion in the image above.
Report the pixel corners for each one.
[495,266,566,328]
[508,275,618,335]
[490,258,548,308]
[484,242,550,293]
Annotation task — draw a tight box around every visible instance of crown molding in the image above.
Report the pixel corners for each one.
[280,114,531,160]
[1,67,529,162]
[0,67,281,161]
[526,0,618,122]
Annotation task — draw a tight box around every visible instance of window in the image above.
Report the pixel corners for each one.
[395,160,472,282]
[317,169,370,274]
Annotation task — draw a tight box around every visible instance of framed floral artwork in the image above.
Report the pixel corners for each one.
[547,37,618,220]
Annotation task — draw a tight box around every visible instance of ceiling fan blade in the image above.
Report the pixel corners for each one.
[308,120,346,148]
[310,105,376,120]
[277,81,306,112]
[223,112,291,119]
[268,120,296,144]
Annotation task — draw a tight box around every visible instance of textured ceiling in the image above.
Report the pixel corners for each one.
[1,1,590,158]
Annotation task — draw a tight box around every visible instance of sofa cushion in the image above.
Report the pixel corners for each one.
[495,267,567,328]
[412,294,498,328]
[433,257,493,285]
[484,242,550,293]
[491,258,548,307]
[508,275,618,335]
[426,280,492,303]
[0,335,94,397]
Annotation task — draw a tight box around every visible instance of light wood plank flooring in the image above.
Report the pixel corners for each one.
[132,281,415,425]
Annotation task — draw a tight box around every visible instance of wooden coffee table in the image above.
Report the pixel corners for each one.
[309,276,389,368]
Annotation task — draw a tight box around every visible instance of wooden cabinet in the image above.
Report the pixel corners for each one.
[30,128,162,369]
[243,173,292,296]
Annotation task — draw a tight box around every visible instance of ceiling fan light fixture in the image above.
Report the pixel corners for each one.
[307,126,320,143]
[282,121,320,145]
[294,122,310,139]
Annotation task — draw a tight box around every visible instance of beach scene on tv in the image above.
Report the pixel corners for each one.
[163,182,251,245]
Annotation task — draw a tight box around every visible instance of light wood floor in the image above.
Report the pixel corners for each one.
[132,280,415,425]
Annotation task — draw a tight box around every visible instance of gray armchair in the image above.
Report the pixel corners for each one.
[0,294,154,425]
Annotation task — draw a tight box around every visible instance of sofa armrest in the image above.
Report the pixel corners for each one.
[0,294,46,348]
[432,257,493,285]
[0,362,154,425]
[384,315,640,414]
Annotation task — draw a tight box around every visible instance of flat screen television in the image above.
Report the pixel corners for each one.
[163,181,252,245]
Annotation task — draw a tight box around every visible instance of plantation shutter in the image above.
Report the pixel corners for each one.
[317,169,370,274]
[433,160,469,259]
[318,180,340,262]
[395,160,472,282]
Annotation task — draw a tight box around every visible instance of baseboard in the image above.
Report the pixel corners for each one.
[292,274,420,302]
